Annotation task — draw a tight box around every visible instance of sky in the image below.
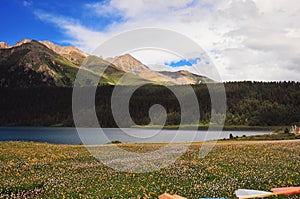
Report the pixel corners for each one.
[1,0,300,81]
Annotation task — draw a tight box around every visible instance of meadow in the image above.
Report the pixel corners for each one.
[0,140,299,199]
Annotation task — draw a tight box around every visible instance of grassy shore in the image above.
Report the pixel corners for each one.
[1,141,299,198]
[135,124,286,131]
[229,133,300,141]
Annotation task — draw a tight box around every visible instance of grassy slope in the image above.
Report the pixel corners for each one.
[0,141,299,198]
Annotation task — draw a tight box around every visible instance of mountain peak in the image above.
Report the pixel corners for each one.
[118,53,137,59]
[40,40,87,55]
[108,54,149,73]
[116,54,143,64]
[40,40,88,65]
[0,42,10,49]
[6,39,88,65]
[13,39,32,47]
[0,38,212,87]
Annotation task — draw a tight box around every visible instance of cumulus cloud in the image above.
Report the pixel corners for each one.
[34,0,300,81]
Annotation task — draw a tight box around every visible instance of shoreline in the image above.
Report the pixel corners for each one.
[133,125,285,132]
[1,135,298,146]
[0,125,286,132]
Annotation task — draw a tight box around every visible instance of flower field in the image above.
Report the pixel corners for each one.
[0,140,299,198]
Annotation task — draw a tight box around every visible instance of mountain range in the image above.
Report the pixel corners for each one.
[0,39,212,87]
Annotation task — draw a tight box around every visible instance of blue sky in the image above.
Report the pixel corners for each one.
[1,0,63,45]
[1,0,299,81]
[1,0,118,46]
[0,0,201,68]
[165,58,201,67]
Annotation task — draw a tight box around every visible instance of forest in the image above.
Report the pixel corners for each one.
[0,81,299,128]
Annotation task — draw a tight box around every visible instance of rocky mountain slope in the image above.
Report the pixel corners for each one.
[0,40,131,87]
[108,54,211,84]
[0,42,10,49]
[40,40,88,65]
[0,39,212,87]
[108,54,176,84]
[0,40,81,87]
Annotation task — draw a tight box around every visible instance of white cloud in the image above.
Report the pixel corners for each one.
[85,2,121,17]
[35,0,300,81]
[87,0,196,19]
[23,0,32,7]
[34,11,106,52]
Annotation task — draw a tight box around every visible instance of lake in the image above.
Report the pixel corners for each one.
[0,127,271,145]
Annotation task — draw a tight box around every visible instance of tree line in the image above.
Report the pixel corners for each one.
[0,81,299,127]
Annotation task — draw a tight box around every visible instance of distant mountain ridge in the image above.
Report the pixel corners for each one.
[0,39,213,87]
[107,54,213,84]
[40,40,88,65]
[0,40,80,87]
[108,54,177,84]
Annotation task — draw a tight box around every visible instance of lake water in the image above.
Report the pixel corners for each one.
[0,127,271,145]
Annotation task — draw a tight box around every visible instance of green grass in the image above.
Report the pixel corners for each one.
[0,141,299,198]
[231,133,300,141]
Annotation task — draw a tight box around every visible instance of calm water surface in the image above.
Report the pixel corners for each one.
[0,127,271,145]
